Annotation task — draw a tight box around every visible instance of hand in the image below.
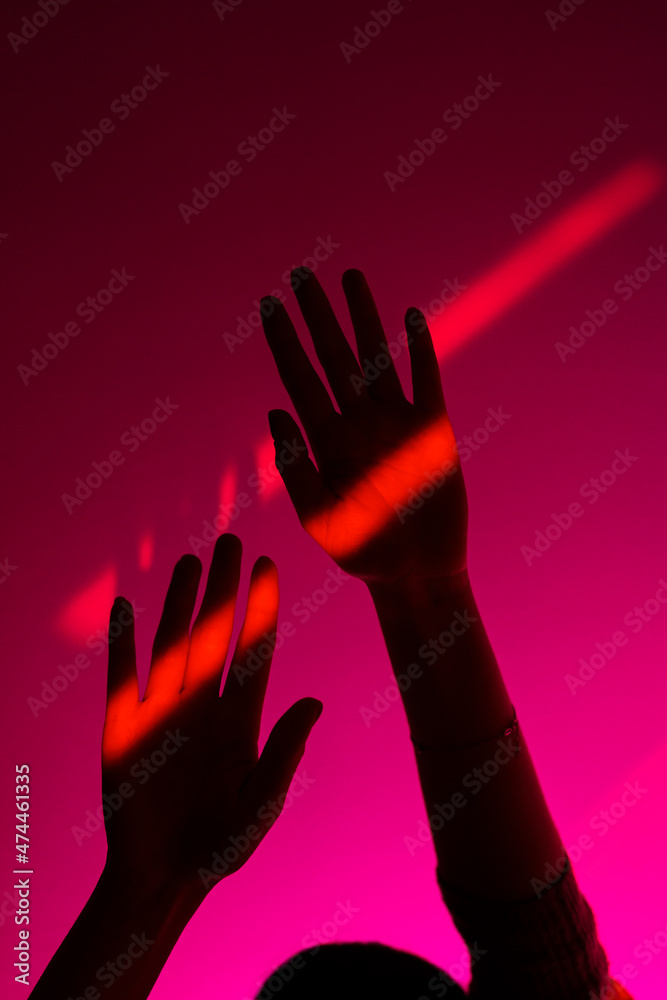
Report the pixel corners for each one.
[261,267,468,586]
[100,534,322,899]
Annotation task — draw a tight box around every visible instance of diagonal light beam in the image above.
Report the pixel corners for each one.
[429,159,664,358]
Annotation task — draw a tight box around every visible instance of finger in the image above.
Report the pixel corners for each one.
[220,556,279,741]
[342,268,404,403]
[243,698,323,826]
[290,267,366,411]
[105,597,139,718]
[143,555,202,700]
[268,409,328,523]
[261,296,336,438]
[405,308,446,414]
[182,534,242,693]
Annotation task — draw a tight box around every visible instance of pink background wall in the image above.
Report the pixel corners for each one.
[1,1,666,997]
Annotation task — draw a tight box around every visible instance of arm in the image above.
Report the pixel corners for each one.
[28,870,200,1000]
[260,266,618,995]
[366,572,564,900]
[30,535,322,1000]
[260,267,563,898]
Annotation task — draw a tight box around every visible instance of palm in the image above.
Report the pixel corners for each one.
[100,539,321,896]
[103,696,255,882]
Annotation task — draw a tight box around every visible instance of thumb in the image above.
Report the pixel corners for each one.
[244,698,323,824]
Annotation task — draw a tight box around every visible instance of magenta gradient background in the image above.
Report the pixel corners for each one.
[2,1,667,997]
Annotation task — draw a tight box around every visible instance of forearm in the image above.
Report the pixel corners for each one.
[368,572,565,902]
[30,863,203,1000]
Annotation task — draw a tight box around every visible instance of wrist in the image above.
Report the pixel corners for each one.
[98,858,205,923]
[367,566,472,611]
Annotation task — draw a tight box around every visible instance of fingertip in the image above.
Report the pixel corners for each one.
[267,412,308,466]
[175,553,202,573]
[290,265,313,291]
[309,699,324,723]
[267,408,288,438]
[251,554,278,591]
[291,698,324,731]
[252,553,277,573]
[260,296,284,324]
[111,595,132,618]
[171,555,203,597]
[405,306,426,328]
[260,295,281,309]
[204,535,243,599]
[212,532,243,566]
[342,267,366,287]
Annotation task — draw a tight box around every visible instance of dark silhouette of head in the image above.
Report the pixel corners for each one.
[254,941,465,999]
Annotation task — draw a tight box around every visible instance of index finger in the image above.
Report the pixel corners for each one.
[261,295,337,438]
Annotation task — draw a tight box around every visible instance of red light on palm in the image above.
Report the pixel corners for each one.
[300,411,459,566]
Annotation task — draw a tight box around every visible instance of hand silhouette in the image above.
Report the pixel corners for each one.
[261,267,468,586]
[100,534,322,898]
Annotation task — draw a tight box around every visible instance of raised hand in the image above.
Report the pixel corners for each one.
[101,534,322,899]
[261,268,468,585]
